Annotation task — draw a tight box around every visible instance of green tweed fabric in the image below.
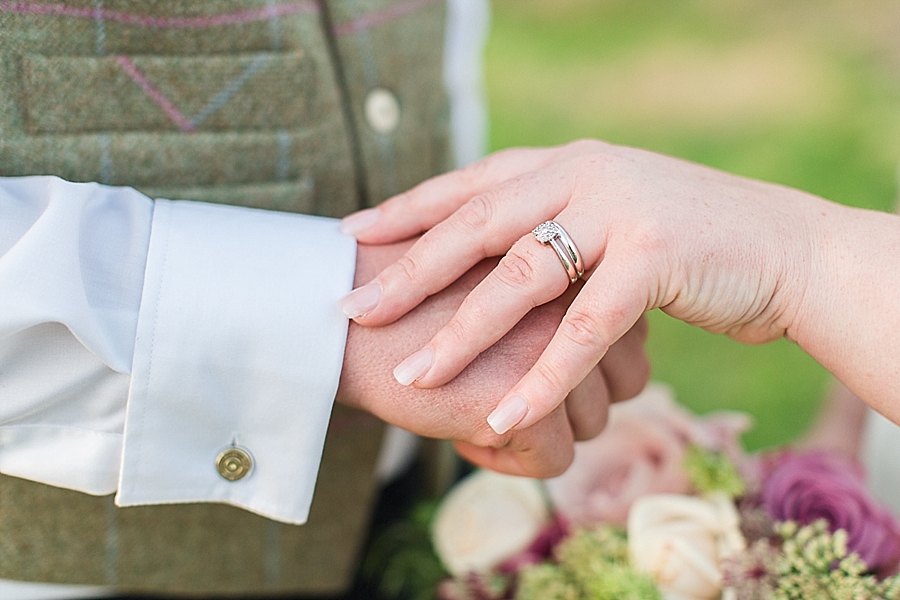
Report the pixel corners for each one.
[0,406,386,595]
[0,0,450,595]
[327,0,451,205]
[0,0,363,216]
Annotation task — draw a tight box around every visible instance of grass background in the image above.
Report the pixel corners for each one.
[484,0,900,450]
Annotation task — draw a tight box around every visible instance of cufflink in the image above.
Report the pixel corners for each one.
[216,447,253,481]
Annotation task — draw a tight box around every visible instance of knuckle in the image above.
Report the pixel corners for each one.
[440,314,472,348]
[576,419,606,442]
[393,252,424,285]
[454,193,494,232]
[496,250,538,288]
[544,448,574,478]
[532,363,569,399]
[473,427,511,450]
[627,220,669,255]
[387,189,413,209]
[567,138,599,153]
[458,157,492,188]
[616,353,651,403]
[563,139,608,159]
[561,310,610,351]
[632,314,650,341]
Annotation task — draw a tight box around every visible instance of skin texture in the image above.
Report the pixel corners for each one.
[342,139,900,431]
[336,240,649,478]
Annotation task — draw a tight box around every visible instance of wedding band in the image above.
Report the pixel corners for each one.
[532,220,585,284]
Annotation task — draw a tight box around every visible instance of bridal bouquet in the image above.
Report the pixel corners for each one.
[421,384,900,600]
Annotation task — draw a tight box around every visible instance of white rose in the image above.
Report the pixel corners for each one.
[432,470,549,576]
[628,494,745,600]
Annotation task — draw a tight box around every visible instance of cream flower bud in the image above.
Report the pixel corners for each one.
[432,470,549,576]
[628,493,745,600]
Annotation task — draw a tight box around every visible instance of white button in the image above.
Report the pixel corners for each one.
[364,88,401,134]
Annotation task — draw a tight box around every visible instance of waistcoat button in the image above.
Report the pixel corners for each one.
[216,448,253,481]
[364,88,401,134]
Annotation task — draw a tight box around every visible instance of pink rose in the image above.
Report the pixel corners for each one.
[545,383,751,527]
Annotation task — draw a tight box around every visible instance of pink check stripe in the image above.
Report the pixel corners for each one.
[116,56,195,132]
[334,0,441,35]
[0,1,318,28]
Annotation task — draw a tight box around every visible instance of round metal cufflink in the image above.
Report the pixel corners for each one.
[216,447,253,481]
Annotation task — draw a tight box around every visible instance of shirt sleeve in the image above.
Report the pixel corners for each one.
[0,176,357,525]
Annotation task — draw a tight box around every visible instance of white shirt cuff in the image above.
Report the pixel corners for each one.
[116,199,356,525]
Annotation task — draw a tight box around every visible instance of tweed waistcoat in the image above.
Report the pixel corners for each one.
[0,0,450,596]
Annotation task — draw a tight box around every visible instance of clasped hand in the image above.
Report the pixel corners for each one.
[337,239,649,478]
[340,140,826,443]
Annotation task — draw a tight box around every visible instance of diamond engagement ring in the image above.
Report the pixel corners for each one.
[532,220,585,284]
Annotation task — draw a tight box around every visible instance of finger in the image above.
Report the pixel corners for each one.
[346,166,574,327]
[402,205,603,389]
[341,146,558,243]
[486,251,654,435]
[405,232,574,387]
[564,365,610,441]
[453,403,575,478]
[598,314,651,403]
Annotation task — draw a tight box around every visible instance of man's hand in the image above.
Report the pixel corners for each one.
[336,240,649,478]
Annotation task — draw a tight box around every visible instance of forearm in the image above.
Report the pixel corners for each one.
[800,381,868,456]
[790,202,900,421]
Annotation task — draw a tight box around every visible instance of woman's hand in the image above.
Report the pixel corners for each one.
[339,140,823,434]
[339,240,650,478]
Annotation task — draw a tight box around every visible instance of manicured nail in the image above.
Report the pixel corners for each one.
[339,282,382,319]
[487,395,529,434]
[340,207,381,236]
[393,347,434,386]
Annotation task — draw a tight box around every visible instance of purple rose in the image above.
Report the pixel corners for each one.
[762,451,900,575]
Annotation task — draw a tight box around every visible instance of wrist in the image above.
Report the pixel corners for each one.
[778,191,838,345]
[788,200,900,414]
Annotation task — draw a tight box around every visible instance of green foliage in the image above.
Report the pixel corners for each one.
[362,501,448,600]
[437,572,512,600]
[515,527,660,600]
[556,525,630,568]
[517,565,580,600]
[771,521,900,600]
[684,444,746,498]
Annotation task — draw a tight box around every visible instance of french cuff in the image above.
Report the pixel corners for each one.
[117,200,356,525]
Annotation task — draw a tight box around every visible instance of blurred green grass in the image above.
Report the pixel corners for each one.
[484,0,900,450]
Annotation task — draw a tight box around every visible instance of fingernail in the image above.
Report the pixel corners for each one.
[339,282,382,318]
[393,347,434,386]
[487,395,529,434]
[340,207,381,236]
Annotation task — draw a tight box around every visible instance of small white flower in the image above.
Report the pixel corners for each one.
[432,470,549,576]
[628,493,745,600]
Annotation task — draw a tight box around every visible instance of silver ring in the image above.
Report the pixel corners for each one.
[532,220,585,284]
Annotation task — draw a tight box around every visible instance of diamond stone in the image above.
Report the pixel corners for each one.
[532,221,560,243]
